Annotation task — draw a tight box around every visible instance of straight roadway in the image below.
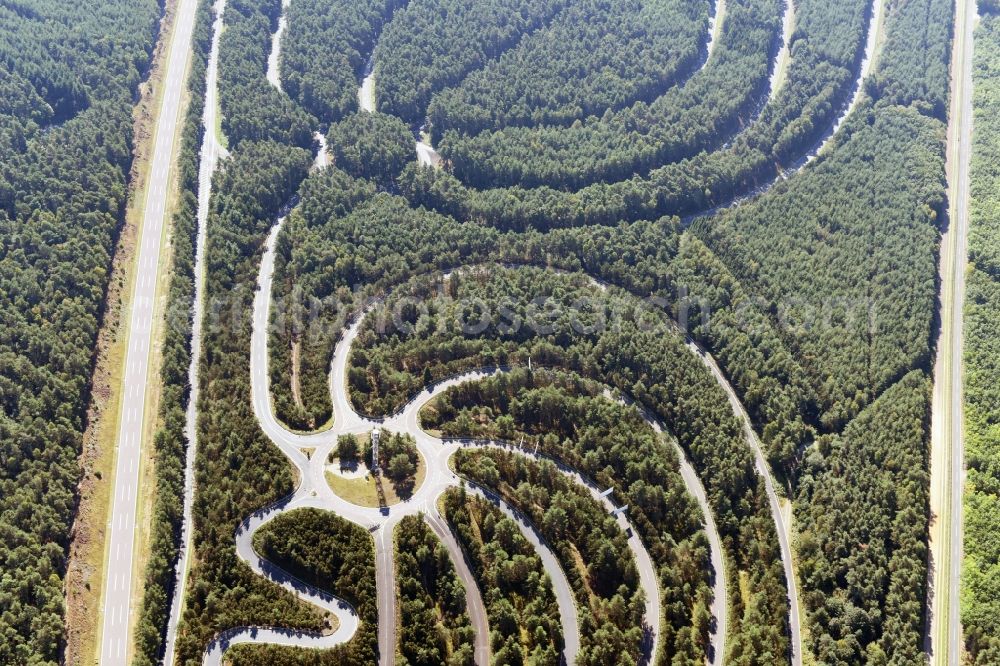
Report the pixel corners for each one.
[928,0,975,662]
[266,0,291,90]
[98,0,199,662]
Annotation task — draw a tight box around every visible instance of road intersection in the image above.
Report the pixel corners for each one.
[159,0,912,661]
[220,223,693,665]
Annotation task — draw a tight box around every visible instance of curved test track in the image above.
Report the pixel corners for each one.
[228,224,694,664]
[803,0,886,163]
[164,0,870,661]
[679,4,891,658]
[229,221,738,664]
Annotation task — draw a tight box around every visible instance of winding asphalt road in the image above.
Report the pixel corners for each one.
[98,0,199,662]
[423,506,491,666]
[807,0,885,162]
[228,245,735,665]
[683,332,802,666]
[203,493,361,666]
[166,0,860,660]
[768,0,795,101]
[266,0,291,90]
[928,0,975,662]
[457,482,581,662]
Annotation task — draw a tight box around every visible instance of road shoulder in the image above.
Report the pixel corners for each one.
[927,0,975,662]
[63,1,189,662]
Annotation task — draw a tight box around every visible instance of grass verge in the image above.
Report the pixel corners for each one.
[326,455,427,508]
[63,1,188,662]
[128,66,195,652]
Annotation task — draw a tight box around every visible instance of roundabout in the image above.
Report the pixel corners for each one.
[165,0,908,662]
[197,203,732,665]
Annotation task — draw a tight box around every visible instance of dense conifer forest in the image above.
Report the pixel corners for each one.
[426,0,706,135]
[281,0,401,123]
[218,0,315,147]
[394,515,476,665]
[438,0,780,189]
[962,8,1000,664]
[441,487,564,664]
[373,0,573,122]
[0,0,161,661]
[424,369,716,662]
[0,0,966,661]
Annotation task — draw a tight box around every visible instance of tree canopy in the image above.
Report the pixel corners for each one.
[281,0,401,124]
[395,515,476,666]
[327,111,414,184]
[961,10,1000,663]
[373,0,572,123]
[0,0,161,661]
[174,0,957,662]
[426,0,706,137]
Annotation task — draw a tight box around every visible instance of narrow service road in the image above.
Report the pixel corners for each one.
[455,439,663,665]
[460,483,582,665]
[266,0,291,90]
[683,333,802,666]
[202,494,361,666]
[163,0,228,662]
[768,0,795,101]
[810,0,885,161]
